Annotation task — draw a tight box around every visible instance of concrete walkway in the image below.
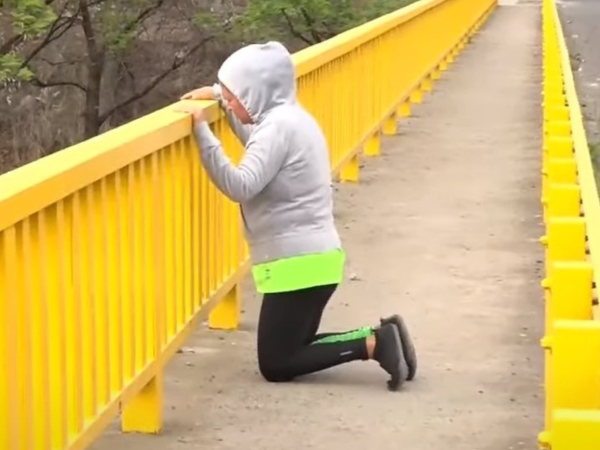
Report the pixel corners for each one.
[91,2,544,449]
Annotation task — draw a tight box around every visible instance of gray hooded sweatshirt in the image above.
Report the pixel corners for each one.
[193,41,342,265]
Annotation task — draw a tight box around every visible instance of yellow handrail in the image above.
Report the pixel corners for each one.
[0,0,497,449]
[539,0,600,448]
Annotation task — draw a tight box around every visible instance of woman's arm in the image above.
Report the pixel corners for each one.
[193,118,286,203]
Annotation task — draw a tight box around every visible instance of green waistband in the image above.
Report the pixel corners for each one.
[251,248,346,293]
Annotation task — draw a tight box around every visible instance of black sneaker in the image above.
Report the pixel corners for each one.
[380,314,417,381]
[373,323,408,391]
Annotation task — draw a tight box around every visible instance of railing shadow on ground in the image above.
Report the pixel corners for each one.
[0,0,497,449]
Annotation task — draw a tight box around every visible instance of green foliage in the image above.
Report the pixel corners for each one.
[1,0,195,83]
[0,52,34,83]
[100,9,137,55]
[5,0,57,36]
[195,11,219,29]
[363,0,419,20]
[1,1,54,83]
[239,0,352,44]
[99,0,165,56]
[239,0,418,44]
[194,8,242,43]
[0,0,55,82]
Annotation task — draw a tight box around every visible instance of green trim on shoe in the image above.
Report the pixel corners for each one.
[312,326,374,344]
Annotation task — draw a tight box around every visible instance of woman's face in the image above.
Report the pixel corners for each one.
[221,84,253,124]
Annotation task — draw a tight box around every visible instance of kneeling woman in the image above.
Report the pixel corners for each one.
[178,41,417,391]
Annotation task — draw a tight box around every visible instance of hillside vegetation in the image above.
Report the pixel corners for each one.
[0,0,416,174]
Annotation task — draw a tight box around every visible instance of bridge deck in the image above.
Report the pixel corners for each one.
[91,2,544,449]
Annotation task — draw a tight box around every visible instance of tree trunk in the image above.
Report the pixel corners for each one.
[80,0,104,139]
[83,53,104,139]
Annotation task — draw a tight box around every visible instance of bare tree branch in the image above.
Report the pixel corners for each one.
[299,7,325,43]
[120,61,136,83]
[21,5,81,68]
[280,9,314,45]
[0,35,24,55]
[39,56,86,66]
[87,0,108,7]
[122,0,166,34]
[0,0,59,55]
[31,75,87,92]
[99,34,215,125]
[80,0,106,137]
[79,0,99,55]
[118,0,168,43]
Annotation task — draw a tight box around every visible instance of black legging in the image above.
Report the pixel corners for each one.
[256,284,371,382]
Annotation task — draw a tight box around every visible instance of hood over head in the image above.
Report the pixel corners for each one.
[217,41,296,123]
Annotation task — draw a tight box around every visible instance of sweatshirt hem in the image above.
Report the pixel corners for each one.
[247,228,342,264]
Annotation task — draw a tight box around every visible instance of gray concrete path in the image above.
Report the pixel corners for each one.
[91,2,544,449]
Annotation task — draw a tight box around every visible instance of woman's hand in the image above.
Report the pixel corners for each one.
[175,104,208,124]
[180,86,215,101]
[177,86,215,123]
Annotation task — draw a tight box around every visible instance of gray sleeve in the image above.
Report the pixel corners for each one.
[193,120,286,203]
[212,83,253,146]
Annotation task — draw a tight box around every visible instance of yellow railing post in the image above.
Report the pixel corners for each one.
[122,373,165,434]
[552,320,600,410]
[542,121,571,183]
[542,136,574,201]
[391,101,413,136]
[552,410,600,450]
[340,154,361,182]
[208,283,242,330]
[363,132,382,157]
[544,321,600,448]
[409,87,423,104]
[543,157,578,203]
[382,114,398,137]
[545,121,571,139]
[549,262,593,323]
[397,101,411,118]
[542,218,586,273]
[421,75,433,93]
[544,184,581,218]
[547,158,578,185]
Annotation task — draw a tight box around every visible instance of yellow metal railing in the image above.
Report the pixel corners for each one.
[0,0,496,448]
[539,0,600,448]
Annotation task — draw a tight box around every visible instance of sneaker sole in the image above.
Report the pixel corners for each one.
[387,327,409,392]
[381,314,417,381]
